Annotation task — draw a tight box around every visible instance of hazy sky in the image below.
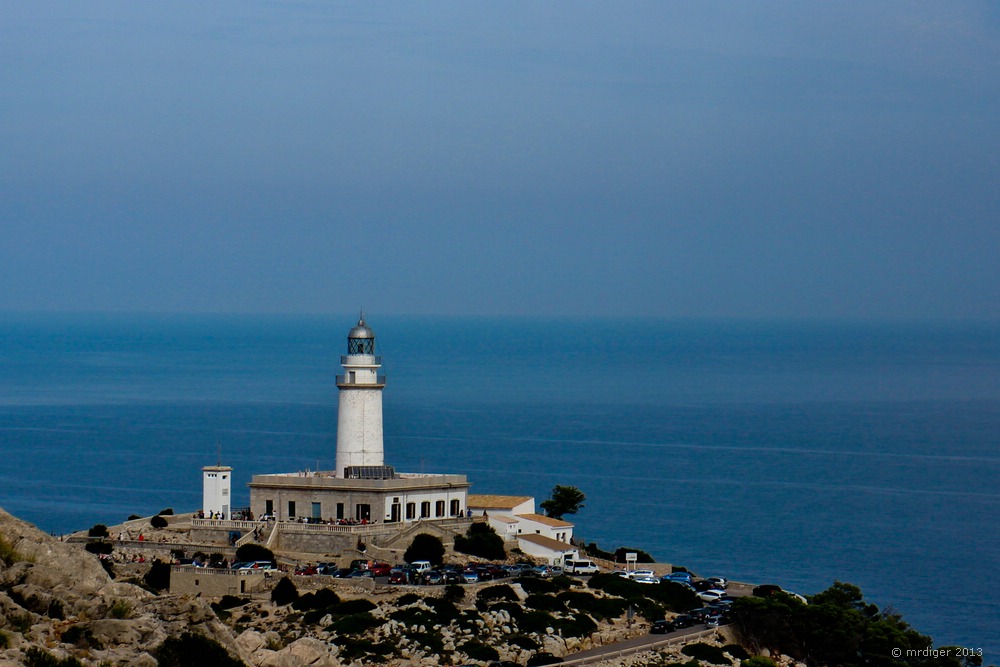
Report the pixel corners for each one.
[2,1,998,319]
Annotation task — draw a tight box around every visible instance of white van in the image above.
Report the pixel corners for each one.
[410,560,432,573]
[563,558,600,575]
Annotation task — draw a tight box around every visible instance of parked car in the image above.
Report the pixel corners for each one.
[422,570,444,585]
[697,589,726,603]
[705,576,728,589]
[672,614,696,628]
[662,571,692,583]
[752,584,783,598]
[650,619,675,634]
[370,562,392,577]
[462,570,480,584]
[633,575,660,585]
[628,569,656,579]
[563,559,600,575]
[388,569,408,584]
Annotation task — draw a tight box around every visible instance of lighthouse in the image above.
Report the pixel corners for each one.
[334,316,386,476]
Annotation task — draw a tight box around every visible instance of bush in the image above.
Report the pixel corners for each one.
[517,577,560,595]
[158,508,174,516]
[0,631,8,649]
[508,634,540,650]
[85,541,113,555]
[453,522,506,560]
[334,598,377,615]
[215,595,249,611]
[127,514,141,521]
[144,560,171,591]
[477,584,519,603]
[525,594,566,612]
[330,612,382,636]
[527,653,565,666]
[682,643,732,665]
[156,632,243,667]
[271,577,299,605]
[460,640,500,662]
[108,601,132,619]
[403,533,445,565]
[724,644,751,660]
[742,657,776,667]
[442,583,465,603]
[87,524,110,538]
[150,515,168,529]
[23,648,84,667]
[397,592,420,606]
[518,610,558,634]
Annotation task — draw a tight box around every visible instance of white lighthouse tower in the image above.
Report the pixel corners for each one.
[334,316,386,476]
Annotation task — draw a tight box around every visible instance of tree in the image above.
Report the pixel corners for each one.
[235,544,275,565]
[404,533,445,565]
[271,576,299,605]
[454,522,506,560]
[540,485,586,519]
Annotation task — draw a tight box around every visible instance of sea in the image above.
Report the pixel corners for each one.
[1,313,998,659]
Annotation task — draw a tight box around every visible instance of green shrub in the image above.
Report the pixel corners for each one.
[518,610,557,634]
[156,632,243,667]
[525,594,566,612]
[23,647,84,667]
[108,600,132,619]
[60,625,103,650]
[330,612,381,636]
[517,577,560,595]
[0,631,8,649]
[553,613,598,638]
[87,524,110,538]
[390,606,437,627]
[724,644,751,660]
[270,577,299,605]
[216,595,249,611]
[403,533,445,565]
[397,593,420,606]
[742,658,777,667]
[508,634,540,650]
[488,601,525,619]
[85,541,113,555]
[454,522,506,560]
[476,584,518,603]
[158,508,174,516]
[460,639,500,662]
[425,597,461,623]
[682,643,732,665]
[335,598,377,615]
[442,583,465,603]
[150,515,168,529]
[127,514,141,521]
[143,560,171,592]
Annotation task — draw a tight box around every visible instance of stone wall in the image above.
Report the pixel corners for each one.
[169,566,267,597]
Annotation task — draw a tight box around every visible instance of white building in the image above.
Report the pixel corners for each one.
[202,465,232,520]
[248,317,469,529]
[467,494,574,545]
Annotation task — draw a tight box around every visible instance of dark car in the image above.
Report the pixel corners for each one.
[651,619,675,634]
[673,614,696,628]
[422,570,444,585]
[388,568,408,584]
[753,584,783,598]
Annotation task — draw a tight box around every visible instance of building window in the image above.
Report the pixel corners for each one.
[406,503,416,520]
[420,501,430,518]
[265,500,273,516]
[288,501,296,518]
[450,499,460,516]
[435,500,445,517]
[336,503,344,520]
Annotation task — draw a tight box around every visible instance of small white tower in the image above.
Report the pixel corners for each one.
[335,316,386,476]
[202,465,232,519]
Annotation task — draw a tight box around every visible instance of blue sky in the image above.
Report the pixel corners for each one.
[2,1,998,319]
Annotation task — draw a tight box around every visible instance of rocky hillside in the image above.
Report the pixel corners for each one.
[1,507,738,667]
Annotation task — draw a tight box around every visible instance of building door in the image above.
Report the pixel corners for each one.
[390,503,401,523]
[312,502,321,520]
[355,503,371,521]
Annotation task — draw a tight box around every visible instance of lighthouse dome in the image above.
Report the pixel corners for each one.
[348,319,375,339]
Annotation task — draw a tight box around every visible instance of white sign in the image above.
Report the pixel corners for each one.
[625,552,637,563]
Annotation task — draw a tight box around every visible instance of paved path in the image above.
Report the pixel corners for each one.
[561,625,721,666]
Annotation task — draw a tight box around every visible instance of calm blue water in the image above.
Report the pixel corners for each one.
[1,314,998,658]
